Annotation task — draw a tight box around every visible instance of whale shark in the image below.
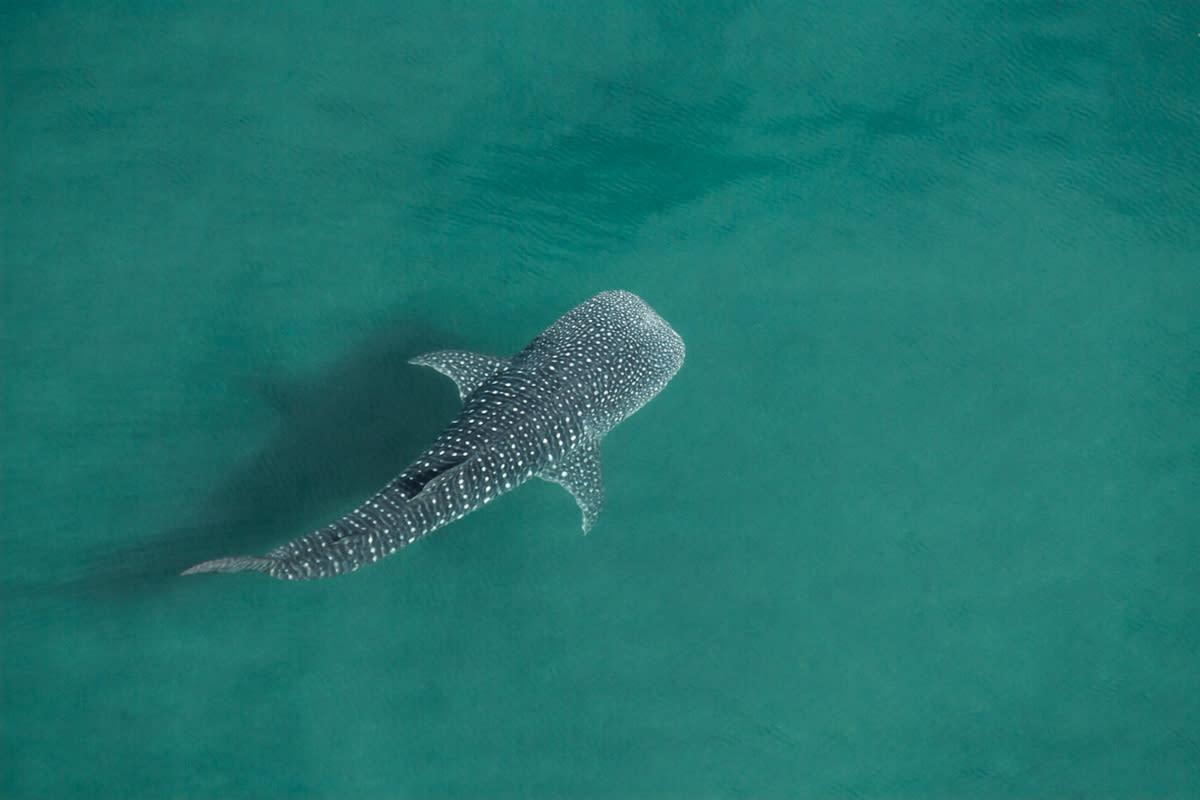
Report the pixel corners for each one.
[183,290,685,580]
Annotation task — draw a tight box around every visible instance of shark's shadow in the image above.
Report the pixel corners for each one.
[88,317,466,600]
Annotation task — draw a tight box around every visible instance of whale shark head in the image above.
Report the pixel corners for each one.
[522,290,684,438]
[601,289,685,414]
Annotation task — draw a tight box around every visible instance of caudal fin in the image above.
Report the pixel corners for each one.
[181,555,276,576]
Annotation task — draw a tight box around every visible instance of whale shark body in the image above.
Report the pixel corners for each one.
[183,290,685,580]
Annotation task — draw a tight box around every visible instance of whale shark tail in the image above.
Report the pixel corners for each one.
[182,555,276,576]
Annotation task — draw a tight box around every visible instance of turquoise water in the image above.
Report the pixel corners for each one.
[3,0,1198,796]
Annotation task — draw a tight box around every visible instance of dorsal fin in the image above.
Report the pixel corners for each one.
[409,350,507,403]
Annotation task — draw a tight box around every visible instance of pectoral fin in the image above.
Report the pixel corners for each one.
[538,443,604,533]
[410,350,507,403]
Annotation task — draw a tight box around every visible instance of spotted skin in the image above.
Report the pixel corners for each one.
[183,291,685,580]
